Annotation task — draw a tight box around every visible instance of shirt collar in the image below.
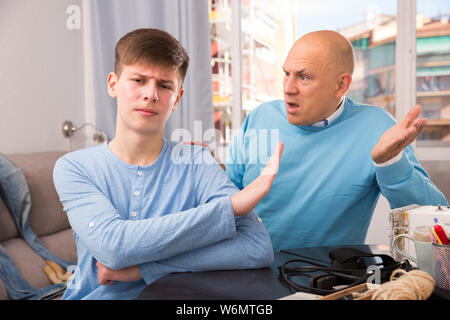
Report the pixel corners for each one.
[312,96,346,127]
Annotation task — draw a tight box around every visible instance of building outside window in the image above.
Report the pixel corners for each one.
[209,0,233,144]
[416,1,450,144]
[341,14,398,117]
[342,3,450,144]
[208,0,450,150]
[209,0,296,146]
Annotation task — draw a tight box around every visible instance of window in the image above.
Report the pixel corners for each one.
[209,0,234,144]
[209,0,296,147]
[240,0,295,115]
[415,0,450,145]
[208,0,450,158]
[338,2,398,117]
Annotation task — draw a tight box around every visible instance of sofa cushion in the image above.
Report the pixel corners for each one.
[5,152,70,237]
[0,228,76,300]
[39,228,77,264]
[0,275,7,300]
[1,237,51,293]
[0,199,18,242]
[0,151,77,300]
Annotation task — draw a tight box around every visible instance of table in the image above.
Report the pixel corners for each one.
[138,244,412,300]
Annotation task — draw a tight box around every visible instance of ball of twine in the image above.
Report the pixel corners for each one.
[371,269,435,300]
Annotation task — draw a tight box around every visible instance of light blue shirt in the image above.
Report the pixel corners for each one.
[53,139,273,300]
[226,98,448,251]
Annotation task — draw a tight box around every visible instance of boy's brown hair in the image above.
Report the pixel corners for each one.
[114,28,189,86]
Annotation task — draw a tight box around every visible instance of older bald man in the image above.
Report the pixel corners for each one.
[225,30,447,250]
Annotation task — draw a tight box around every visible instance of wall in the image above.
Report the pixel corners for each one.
[365,160,450,246]
[0,0,87,154]
[422,160,450,202]
[365,195,390,245]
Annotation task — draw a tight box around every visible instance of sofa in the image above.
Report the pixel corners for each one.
[0,151,77,300]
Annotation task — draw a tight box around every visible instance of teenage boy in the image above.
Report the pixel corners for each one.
[53,28,282,300]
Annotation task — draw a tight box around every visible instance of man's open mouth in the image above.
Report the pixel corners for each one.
[287,102,299,109]
[286,102,301,114]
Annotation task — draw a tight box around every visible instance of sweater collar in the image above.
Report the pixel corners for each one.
[311,96,345,127]
[287,96,349,134]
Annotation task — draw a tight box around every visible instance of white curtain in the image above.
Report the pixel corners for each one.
[89,0,214,141]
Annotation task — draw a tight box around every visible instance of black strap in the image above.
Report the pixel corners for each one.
[329,248,401,280]
[278,259,368,295]
[278,247,402,296]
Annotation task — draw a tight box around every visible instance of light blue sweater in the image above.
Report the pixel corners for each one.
[226,98,448,251]
[53,140,273,300]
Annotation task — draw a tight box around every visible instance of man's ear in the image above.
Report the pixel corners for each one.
[172,88,184,111]
[335,73,352,98]
[107,72,118,98]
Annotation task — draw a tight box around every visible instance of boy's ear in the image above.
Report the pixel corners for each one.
[172,88,184,111]
[107,72,118,98]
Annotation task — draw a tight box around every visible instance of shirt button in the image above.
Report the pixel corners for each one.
[131,211,137,217]
[257,217,262,223]
[89,222,95,228]
[137,171,143,176]
[134,191,140,196]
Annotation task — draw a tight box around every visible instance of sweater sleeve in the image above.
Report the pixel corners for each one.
[374,144,448,209]
[138,211,274,285]
[224,115,250,190]
[137,148,274,284]
[53,156,237,270]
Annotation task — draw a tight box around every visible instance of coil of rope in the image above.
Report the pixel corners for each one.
[370,269,435,300]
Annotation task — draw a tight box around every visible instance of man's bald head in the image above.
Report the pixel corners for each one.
[290,30,355,76]
[282,30,355,126]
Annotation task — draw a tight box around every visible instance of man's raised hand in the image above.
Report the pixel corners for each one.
[371,105,427,164]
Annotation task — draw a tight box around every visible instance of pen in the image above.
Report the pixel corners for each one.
[434,218,449,245]
[429,227,437,243]
[431,227,442,245]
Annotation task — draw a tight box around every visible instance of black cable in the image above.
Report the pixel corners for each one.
[278,248,402,296]
[278,258,369,295]
[279,249,330,265]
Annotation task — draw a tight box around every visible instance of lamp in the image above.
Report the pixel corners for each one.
[62,120,107,150]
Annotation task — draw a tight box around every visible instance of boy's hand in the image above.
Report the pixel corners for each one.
[230,142,284,216]
[96,261,142,285]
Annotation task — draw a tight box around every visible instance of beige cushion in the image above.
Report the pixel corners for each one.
[0,276,7,300]
[0,229,77,300]
[1,237,52,292]
[5,152,70,237]
[40,229,77,264]
[0,151,77,300]
[0,199,18,242]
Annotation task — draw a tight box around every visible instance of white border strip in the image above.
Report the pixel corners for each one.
[416,147,450,161]
[231,0,242,130]
[395,0,416,122]
[82,0,95,143]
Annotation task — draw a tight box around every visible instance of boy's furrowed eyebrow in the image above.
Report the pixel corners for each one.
[128,73,175,84]
[129,72,147,77]
[159,79,175,84]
